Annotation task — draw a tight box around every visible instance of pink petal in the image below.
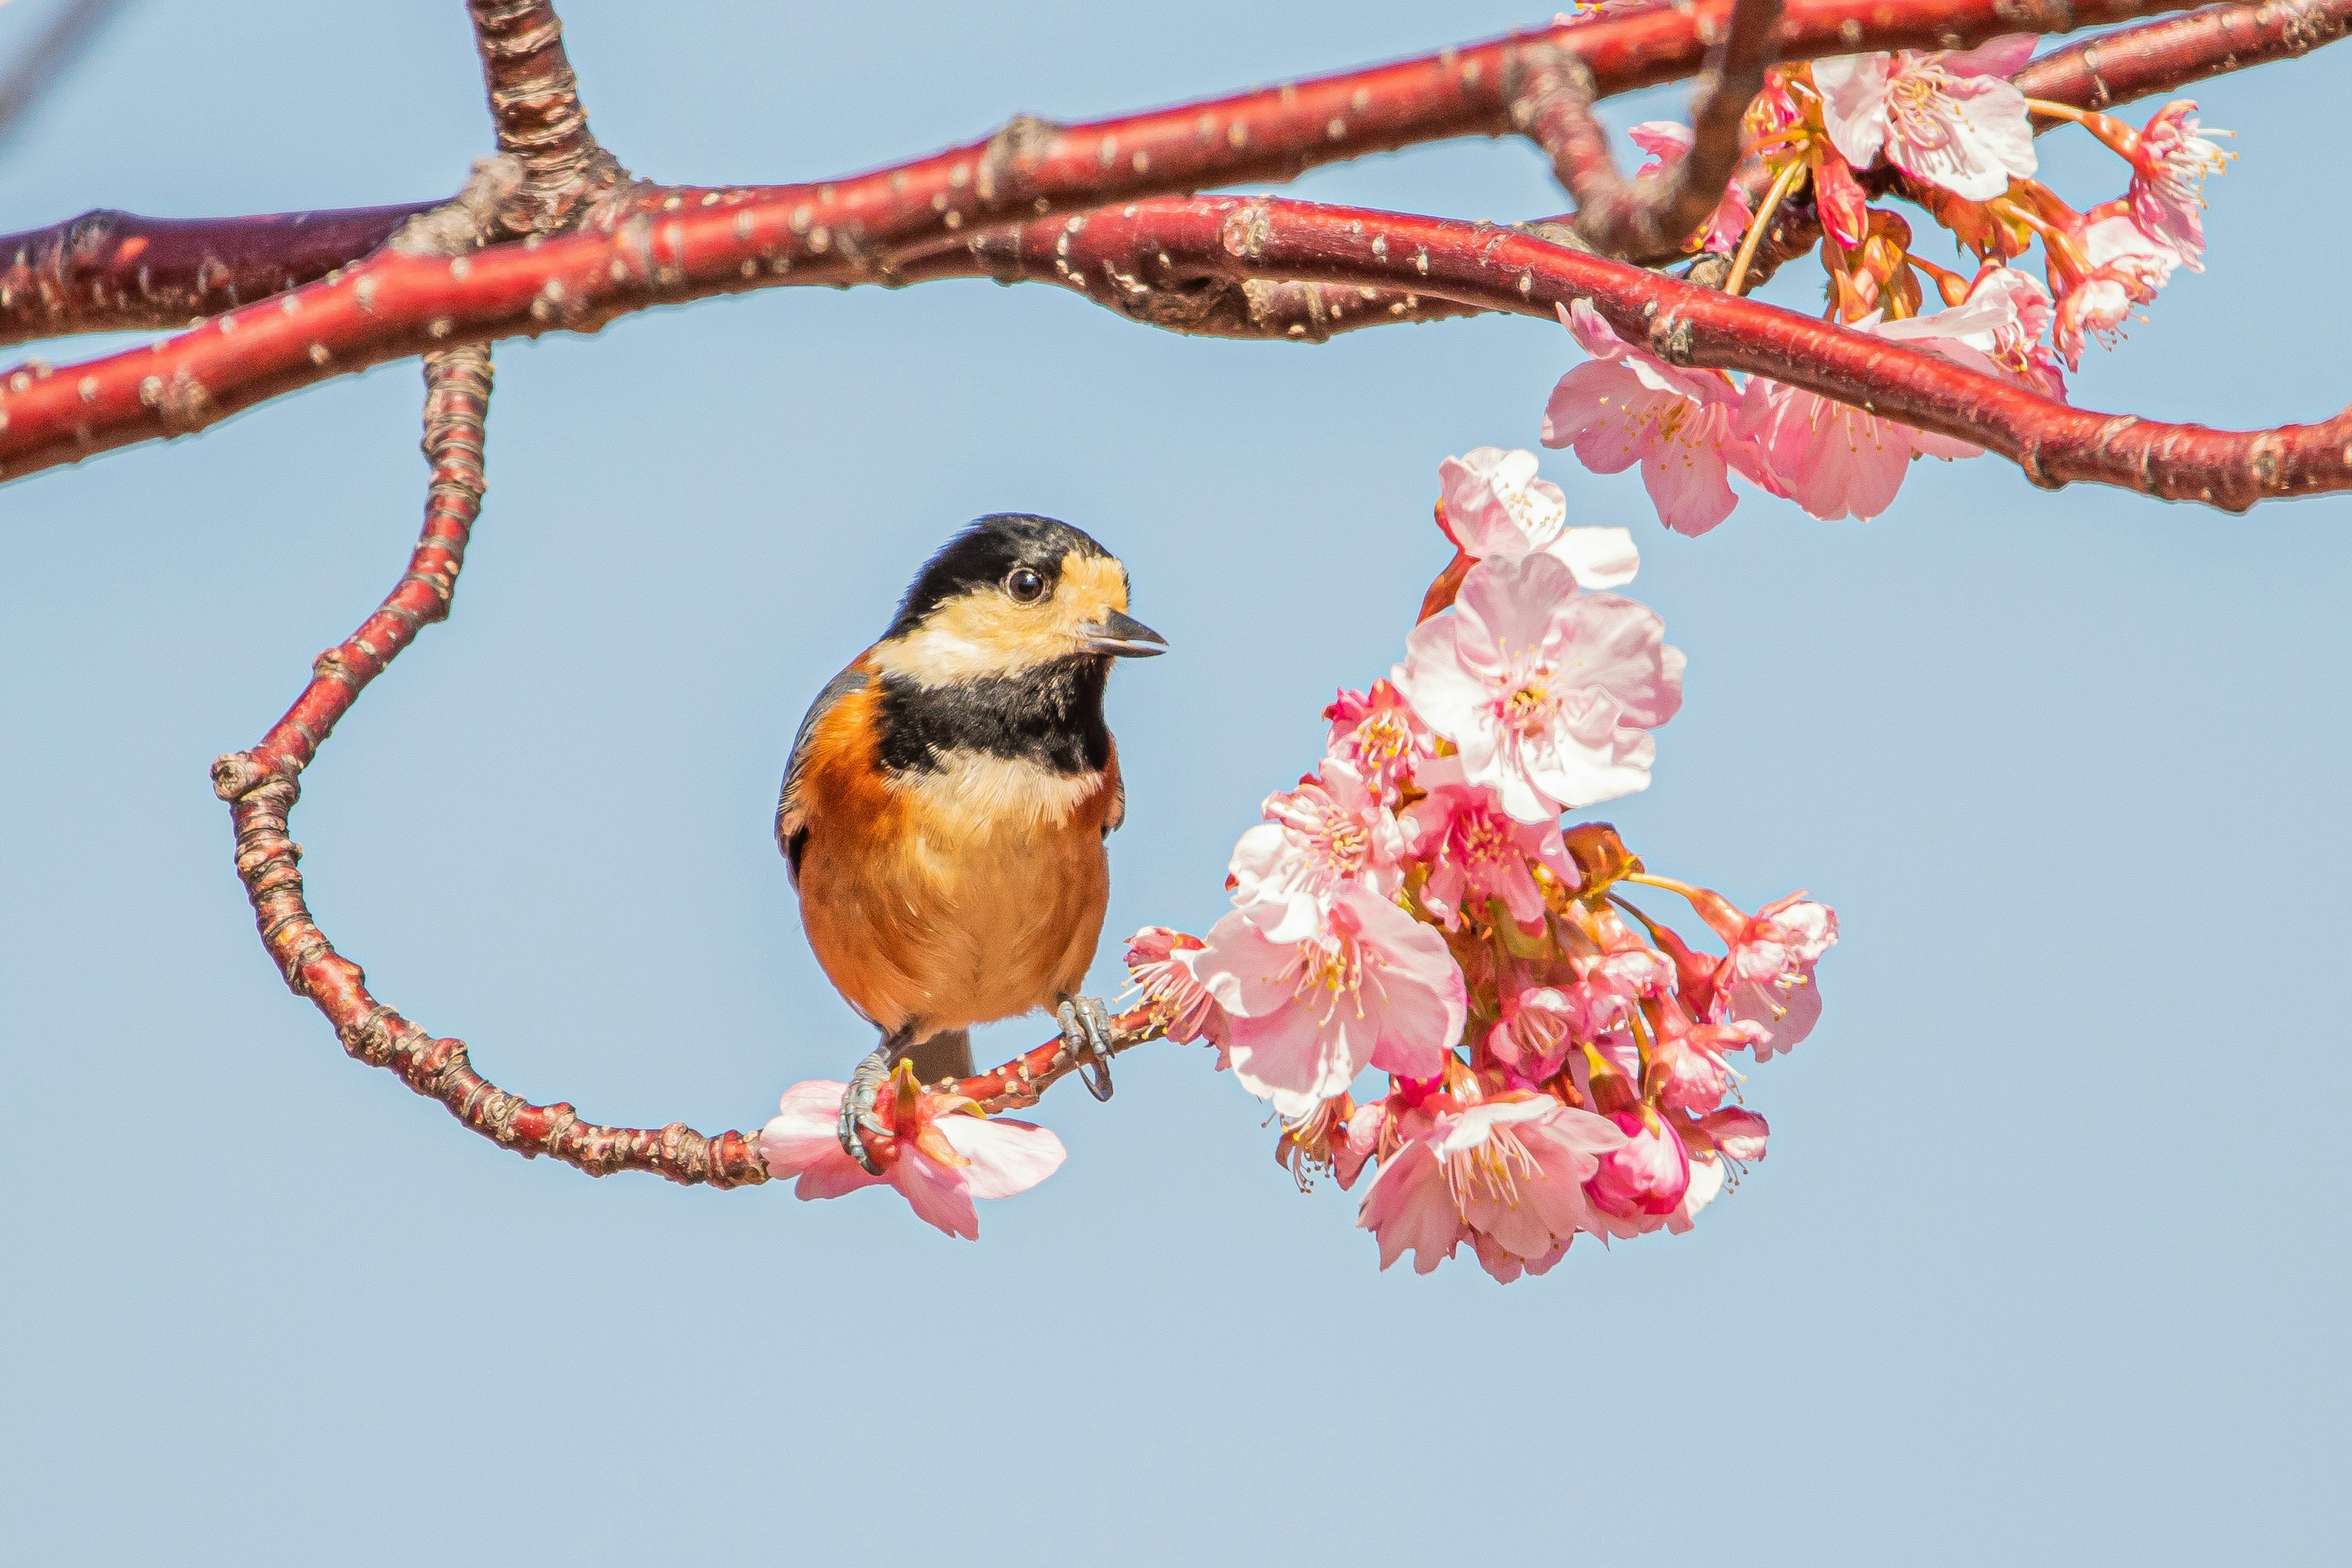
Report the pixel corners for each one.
[890,1152,980,1240]
[760,1080,854,1177]
[1813,53,1892,168]
[937,1114,1068,1200]
[795,1154,886,1202]
[1941,32,2037,78]
[1544,526,1641,588]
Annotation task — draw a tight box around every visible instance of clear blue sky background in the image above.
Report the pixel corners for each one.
[3,3,2346,1562]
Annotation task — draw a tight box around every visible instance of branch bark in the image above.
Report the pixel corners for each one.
[7,189,2342,510]
[467,0,628,235]
[0,0,2201,346]
[2017,0,2352,124]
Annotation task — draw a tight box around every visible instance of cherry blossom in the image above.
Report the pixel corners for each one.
[1698,892,1839,1061]
[1192,882,1466,1117]
[1228,760,1406,943]
[1691,1104,1771,1164]
[760,1077,1066,1241]
[1395,552,1684,822]
[1585,1108,1694,1231]
[1322,679,1434,805]
[1124,926,1231,1053]
[1437,446,1639,587]
[1353,1091,1627,1273]
[1398,756,1573,930]
[1736,312,1989,521]
[2051,213,2181,369]
[1946,265,2067,399]
[1814,36,2038,201]
[1543,300,1759,537]
[1488,980,1624,1084]
[2127,101,2231,268]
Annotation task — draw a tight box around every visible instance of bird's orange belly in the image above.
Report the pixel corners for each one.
[797,753,1114,1037]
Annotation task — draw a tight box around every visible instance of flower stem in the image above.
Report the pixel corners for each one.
[1724,158,1807,298]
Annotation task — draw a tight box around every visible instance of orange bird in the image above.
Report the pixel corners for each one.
[777,514,1166,1169]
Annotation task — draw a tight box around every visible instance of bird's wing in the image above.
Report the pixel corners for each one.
[777,665,870,884]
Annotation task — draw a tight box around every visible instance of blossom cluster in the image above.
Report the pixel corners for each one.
[1126,450,1838,1280]
[1551,34,2233,531]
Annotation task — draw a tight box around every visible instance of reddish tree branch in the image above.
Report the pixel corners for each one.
[897,219,1487,339]
[0,204,429,343]
[7,191,2342,510]
[2018,0,2352,124]
[0,0,2201,346]
[211,344,762,1186]
[467,0,628,235]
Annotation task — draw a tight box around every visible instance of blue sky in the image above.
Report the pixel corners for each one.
[2,4,2346,1563]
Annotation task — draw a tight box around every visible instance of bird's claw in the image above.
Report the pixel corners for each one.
[838,1046,895,1174]
[1057,994,1117,1101]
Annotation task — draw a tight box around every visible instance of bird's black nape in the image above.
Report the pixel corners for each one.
[883,513,1115,641]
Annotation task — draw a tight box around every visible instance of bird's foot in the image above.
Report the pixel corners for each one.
[1057,993,1117,1101]
[837,1045,897,1174]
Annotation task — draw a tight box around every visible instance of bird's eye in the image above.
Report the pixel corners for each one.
[1004,567,1047,604]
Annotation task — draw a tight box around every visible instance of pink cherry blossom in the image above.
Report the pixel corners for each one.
[1814,36,2038,201]
[1437,447,1640,588]
[1488,981,1623,1084]
[1192,882,1466,1117]
[1736,313,1989,521]
[1648,1011,1751,1115]
[1543,300,1758,537]
[1322,679,1434,805]
[1625,119,1755,252]
[1945,265,2067,399]
[759,1080,1066,1241]
[2052,213,2180,368]
[1355,1092,1627,1273]
[1699,892,1838,1061]
[1585,1108,1693,1231]
[1228,760,1406,943]
[1691,1104,1770,1163]
[1399,756,1573,930]
[1395,552,1684,823]
[2127,101,2230,269]
[1123,926,1231,1054]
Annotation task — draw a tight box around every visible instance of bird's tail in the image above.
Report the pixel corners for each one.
[903,1028,973,1085]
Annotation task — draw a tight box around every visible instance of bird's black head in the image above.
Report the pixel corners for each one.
[870,513,1166,684]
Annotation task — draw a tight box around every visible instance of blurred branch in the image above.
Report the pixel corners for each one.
[1511,0,1784,263]
[0,0,130,148]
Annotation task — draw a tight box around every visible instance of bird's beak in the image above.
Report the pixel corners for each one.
[1077,609,1168,658]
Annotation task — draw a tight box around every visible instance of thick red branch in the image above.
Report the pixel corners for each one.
[6,190,2342,510]
[0,0,2198,345]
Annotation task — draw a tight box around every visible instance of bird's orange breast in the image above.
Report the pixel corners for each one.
[793,682,1119,1036]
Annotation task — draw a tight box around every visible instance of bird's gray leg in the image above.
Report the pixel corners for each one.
[1056,993,1117,1102]
[840,1023,919,1174]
